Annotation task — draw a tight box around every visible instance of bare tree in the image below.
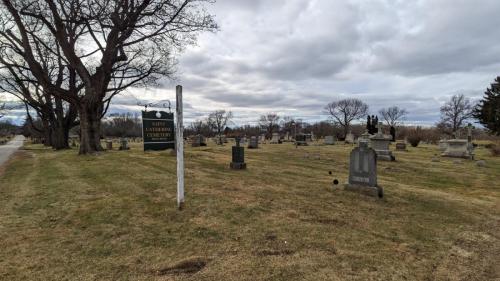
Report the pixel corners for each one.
[189,119,205,135]
[0,96,6,119]
[439,94,474,134]
[207,110,232,144]
[102,113,141,138]
[325,98,368,139]
[187,119,212,137]
[379,106,408,127]
[0,0,217,154]
[0,36,78,149]
[280,116,295,135]
[259,113,280,138]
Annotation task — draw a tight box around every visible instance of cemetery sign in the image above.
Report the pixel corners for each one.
[142,110,175,151]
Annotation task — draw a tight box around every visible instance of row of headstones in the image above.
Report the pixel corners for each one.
[191,133,317,147]
[345,126,478,198]
[230,132,480,200]
[105,138,130,150]
[67,138,134,150]
[227,133,385,198]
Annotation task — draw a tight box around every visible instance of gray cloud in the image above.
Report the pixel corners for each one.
[6,0,497,127]
[161,0,499,126]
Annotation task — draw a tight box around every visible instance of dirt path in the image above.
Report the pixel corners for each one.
[0,136,25,167]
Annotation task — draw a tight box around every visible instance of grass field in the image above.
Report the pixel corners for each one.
[0,140,499,280]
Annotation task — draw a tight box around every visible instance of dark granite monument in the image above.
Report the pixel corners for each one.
[230,137,246,170]
[295,134,309,146]
[390,126,396,142]
[367,115,379,135]
[344,137,383,197]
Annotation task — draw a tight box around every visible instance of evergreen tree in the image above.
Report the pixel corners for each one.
[474,77,500,135]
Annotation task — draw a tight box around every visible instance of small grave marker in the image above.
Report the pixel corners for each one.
[395,142,407,151]
[295,134,309,146]
[119,138,130,150]
[230,137,247,169]
[324,136,335,145]
[248,136,259,149]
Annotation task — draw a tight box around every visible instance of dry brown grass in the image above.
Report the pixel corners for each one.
[0,141,499,280]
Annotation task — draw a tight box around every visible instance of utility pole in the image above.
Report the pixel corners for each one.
[176,85,184,210]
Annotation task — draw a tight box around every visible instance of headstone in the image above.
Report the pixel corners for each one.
[248,136,259,149]
[442,139,474,159]
[476,160,486,167]
[439,140,448,152]
[466,123,474,154]
[345,132,355,144]
[357,131,369,142]
[395,142,407,151]
[260,134,266,144]
[369,123,395,161]
[295,134,308,146]
[216,135,224,145]
[305,134,313,142]
[344,139,383,198]
[366,115,372,134]
[119,138,130,150]
[324,136,335,145]
[192,134,207,147]
[230,137,246,170]
[467,123,473,143]
[142,110,174,151]
[106,140,113,150]
[270,133,280,144]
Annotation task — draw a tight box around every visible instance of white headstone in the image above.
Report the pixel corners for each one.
[324,136,335,145]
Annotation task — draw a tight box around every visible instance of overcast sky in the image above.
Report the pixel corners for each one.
[3,0,500,126]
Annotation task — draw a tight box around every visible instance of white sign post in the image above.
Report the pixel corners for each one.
[176,85,184,210]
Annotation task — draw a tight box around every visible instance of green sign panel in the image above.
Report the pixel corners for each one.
[142,111,175,151]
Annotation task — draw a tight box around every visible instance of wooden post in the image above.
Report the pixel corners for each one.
[176,85,185,210]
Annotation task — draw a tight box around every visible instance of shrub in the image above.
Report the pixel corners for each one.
[491,144,500,157]
[485,143,495,149]
[407,127,423,147]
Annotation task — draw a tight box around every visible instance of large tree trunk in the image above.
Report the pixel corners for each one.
[42,119,52,147]
[343,125,349,140]
[49,98,73,150]
[78,103,104,155]
[50,123,69,150]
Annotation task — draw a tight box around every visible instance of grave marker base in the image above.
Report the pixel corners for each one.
[344,184,383,198]
[230,162,247,170]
